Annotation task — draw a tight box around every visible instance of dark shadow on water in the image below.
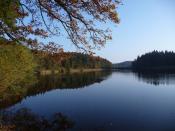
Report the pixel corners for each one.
[0,108,113,131]
[0,108,75,131]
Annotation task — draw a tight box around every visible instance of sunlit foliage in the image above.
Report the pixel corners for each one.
[0,41,36,91]
[35,51,112,71]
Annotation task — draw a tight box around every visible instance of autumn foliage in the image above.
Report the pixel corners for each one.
[0,0,120,52]
[34,51,112,72]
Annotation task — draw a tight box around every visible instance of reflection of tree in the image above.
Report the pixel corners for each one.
[134,71,175,86]
[28,71,112,95]
[0,71,112,109]
[0,108,74,131]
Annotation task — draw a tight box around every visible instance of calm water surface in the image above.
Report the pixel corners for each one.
[2,71,175,131]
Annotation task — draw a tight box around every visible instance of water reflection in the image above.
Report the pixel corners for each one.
[2,71,175,130]
[134,71,175,85]
[28,71,112,95]
[0,71,112,109]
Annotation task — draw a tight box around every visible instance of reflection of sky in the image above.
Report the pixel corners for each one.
[38,0,175,63]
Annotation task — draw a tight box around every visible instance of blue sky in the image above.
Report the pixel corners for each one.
[43,0,175,63]
[95,0,175,63]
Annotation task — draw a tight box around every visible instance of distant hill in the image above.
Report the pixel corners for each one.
[112,61,132,69]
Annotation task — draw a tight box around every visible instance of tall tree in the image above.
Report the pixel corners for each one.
[0,0,120,52]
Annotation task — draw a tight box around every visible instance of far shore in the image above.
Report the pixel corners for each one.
[39,68,105,75]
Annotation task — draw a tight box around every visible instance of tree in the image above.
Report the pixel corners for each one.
[132,51,175,71]
[0,0,120,52]
[37,52,112,70]
[0,41,36,90]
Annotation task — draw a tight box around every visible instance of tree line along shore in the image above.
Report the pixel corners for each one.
[0,41,112,92]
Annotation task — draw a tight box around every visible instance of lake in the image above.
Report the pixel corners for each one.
[2,71,175,131]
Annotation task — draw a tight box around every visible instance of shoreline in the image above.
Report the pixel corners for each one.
[40,68,105,75]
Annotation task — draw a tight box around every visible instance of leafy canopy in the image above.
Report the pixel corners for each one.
[0,0,120,52]
[0,41,36,90]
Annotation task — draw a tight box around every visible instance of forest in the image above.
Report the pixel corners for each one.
[132,51,175,71]
[34,50,112,73]
[0,41,112,93]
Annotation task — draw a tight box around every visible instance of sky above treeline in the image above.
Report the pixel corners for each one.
[45,0,175,63]
[96,0,175,63]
